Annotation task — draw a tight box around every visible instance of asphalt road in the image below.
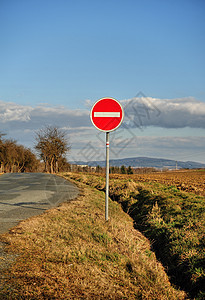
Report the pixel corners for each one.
[0,173,79,234]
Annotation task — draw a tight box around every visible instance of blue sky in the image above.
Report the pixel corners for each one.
[1,0,205,164]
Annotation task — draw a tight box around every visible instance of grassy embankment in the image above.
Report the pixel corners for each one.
[64,172,205,300]
[0,176,186,299]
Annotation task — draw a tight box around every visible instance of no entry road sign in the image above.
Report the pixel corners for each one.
[90,97,124,132]
[90,97,124,221]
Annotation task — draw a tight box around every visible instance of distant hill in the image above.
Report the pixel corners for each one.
[72,156,205,169]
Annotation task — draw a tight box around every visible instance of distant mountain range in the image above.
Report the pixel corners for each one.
[72,156,205,169]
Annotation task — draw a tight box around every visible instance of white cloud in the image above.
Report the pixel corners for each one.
[107,136,205,163]
[84,99,93,108]
[0,100,32,122]
[122,96,205,129]
[0,98,205,163]
[0,101,90,130]
[0,101,91,151]
[1,97,205,131]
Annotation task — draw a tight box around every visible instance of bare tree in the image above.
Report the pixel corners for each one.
[16,145,39,172]
[35,126,70,173]
[1,139,17,172]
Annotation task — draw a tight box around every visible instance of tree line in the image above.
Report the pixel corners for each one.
[71,165,157,174]
[0,126,70,174]
[0,133,39,173]
[1,126,158,174]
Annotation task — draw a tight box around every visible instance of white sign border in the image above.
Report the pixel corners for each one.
[90,97,124,132]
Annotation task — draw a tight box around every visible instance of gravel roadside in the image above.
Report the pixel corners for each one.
[0,240,18,295]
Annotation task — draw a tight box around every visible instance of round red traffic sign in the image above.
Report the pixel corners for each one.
[90,97,124,132]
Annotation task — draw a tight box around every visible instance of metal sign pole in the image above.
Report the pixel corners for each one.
[105,132,109,221]
[90,97,124,221]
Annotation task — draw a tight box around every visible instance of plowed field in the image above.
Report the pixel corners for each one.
[128,170,205,196]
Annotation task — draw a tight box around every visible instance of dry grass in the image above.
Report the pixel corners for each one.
[65,172,205,299]
[0,177,186,299]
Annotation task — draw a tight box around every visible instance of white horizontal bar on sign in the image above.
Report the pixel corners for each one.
[94,112,120,117]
